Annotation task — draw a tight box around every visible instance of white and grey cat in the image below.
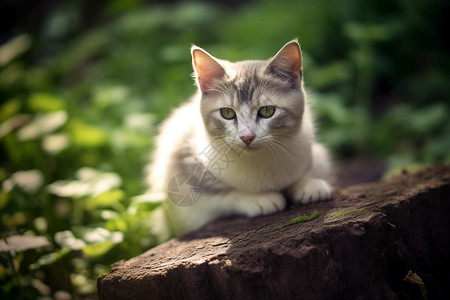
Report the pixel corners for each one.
[147,40,333,236]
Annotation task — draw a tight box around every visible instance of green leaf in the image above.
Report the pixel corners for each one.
[0,191,8,210]
[82,241,115,257]
[0,235,49,253]
[47,168,122,198]
[55,227,123,257]
[3,169,44,194]
[65,119,109,148]
[17,111,68,141]
[131,193,165,211]
[0,114,31,139]
[27,92,65,112]
[105,216,128,232]
[344,22,397,44]
[314,94,352,125]
[0,98,22,122]
[411,104,447,135]
[0,34,32,67]
[92,84,129,108]
[41,133,71,155]
[74,227,124,257]
[30,249,70,270]
[86,189,125,210]
[54,231,86,250]
[308,61,351,89]
[75,227,123,244]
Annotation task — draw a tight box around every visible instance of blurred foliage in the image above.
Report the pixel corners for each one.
[0,0,449,298]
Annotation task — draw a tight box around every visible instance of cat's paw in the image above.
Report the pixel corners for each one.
[243,192,286,217]
[289,178,333,205]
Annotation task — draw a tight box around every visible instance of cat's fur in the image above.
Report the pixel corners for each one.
[147,40,333,236]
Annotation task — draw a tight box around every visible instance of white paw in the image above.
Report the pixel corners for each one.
[290,178,333,205]
[243,192,286,217]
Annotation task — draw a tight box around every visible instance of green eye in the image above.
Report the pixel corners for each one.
[258,106,276,118]
[220,107,236,120]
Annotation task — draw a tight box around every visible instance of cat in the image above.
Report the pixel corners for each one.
[146,40,333,236]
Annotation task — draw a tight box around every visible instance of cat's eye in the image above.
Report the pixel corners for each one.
[258,106,276,118]
[220,107,236,120]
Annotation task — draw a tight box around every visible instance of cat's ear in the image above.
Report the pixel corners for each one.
[266,40,302,88]
[191,46,225,93]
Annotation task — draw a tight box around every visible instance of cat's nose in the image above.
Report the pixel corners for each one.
[240,135,255,146]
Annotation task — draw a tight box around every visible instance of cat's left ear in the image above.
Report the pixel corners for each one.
[266,40,302,89]
[191,46,226,93]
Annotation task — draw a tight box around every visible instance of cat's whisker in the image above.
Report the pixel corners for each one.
[197,137,232,172]
[265,143,291,170]
[266,139,301,170]
[263,143,282,177]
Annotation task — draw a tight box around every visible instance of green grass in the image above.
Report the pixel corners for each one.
[331,208,367,219]
[290,210,319,225]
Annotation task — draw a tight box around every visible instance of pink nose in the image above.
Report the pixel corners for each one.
[240,135,255,146]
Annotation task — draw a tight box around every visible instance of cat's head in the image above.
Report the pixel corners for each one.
[192,40,305,152]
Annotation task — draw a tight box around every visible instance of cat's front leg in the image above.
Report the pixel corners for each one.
[222,190,286,217]
[286,177,333,204]
[170,190,286,234]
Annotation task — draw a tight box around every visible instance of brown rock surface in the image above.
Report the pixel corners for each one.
[98,164,450,300]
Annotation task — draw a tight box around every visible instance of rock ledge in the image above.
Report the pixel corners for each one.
[98,165,450,300]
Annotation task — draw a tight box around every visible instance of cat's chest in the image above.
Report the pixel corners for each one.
[202,147,308,192]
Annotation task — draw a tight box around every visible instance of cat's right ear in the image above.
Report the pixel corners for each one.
[191,46,225,93]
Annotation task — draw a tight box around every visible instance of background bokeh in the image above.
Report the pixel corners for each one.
[1,0,449,298]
